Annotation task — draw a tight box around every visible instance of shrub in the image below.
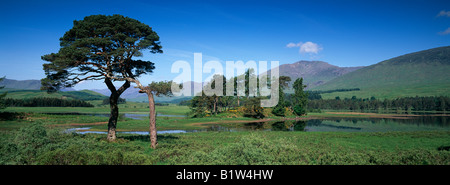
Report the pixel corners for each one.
[243,98,265,119]
[271,105,285,116]
[293,105,306,116]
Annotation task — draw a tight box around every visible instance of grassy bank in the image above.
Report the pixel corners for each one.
[1,122,449,165]
[1,105,449,165]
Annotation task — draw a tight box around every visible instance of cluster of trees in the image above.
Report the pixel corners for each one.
[308,96,449,111]
[189,74,238,118]
[4,97,94,107]
[188,70,309,118]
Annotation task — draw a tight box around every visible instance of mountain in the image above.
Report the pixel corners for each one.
[1,89,107,101]
[262,61,363,89]
[0,78,75,91]
[91,81,202,102]
[311,46,450,99]
[0,78,42,90]
[0,78,104,100]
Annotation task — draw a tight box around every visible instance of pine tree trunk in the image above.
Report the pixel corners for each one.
[147,92,157,149]
[215,96,218,115]
[107,94,119,141]
[213,97,217,115]
[104,79,129,142]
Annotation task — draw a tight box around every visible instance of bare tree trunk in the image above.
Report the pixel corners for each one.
[213,97,217,115]
[237,96,240,107]
[105,79,130,141]
[146,91,157,149]
[107,94,119,141]
[215,96,218,115]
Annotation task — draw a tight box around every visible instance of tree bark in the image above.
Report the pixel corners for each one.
[215,96,218,115]
[146,91,157,149]
[105,79,130,141]
[107,93,119,141]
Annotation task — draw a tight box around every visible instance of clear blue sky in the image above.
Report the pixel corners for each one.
[0,0,449,90]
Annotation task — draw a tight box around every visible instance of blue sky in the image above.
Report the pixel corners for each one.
[0,0,449,90]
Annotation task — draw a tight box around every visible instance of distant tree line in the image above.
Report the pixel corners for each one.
[178,99,191,106]
[304,91,322,100]
[308,96,449,111]
[4,97,94,107]
[155,102,169,106]
[302,88,360,100]
[101,97,126,105]
[308,88,360,94]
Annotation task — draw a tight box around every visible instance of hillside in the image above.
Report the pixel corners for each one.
[312,46,450,99]
[0,79,42,90]
[263,61,363,89]
[0,89,107,101]
[0,78,75,91]
[92,81,202,103]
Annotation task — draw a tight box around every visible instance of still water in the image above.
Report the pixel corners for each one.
[67,116,450,135]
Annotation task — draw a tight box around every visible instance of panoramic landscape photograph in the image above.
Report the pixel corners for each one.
[0,0,449,179]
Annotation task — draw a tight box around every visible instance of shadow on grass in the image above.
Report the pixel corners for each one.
[0,112,28,121]
[437,145,450,151]
[119,134,179,143]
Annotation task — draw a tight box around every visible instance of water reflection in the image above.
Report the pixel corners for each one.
[220,116,450,132]
[271,121,306,131]
[67,115,450,135]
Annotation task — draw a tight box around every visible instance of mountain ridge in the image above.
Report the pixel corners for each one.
[311,46,450,99]
[263,60,364,89]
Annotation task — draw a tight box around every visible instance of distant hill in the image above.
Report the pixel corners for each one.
[262,61,363,89]
[312,46,450,99]
[0,78,42,90]
[0,78,75,91]
[92,81,202,103]
[0,89,107,101]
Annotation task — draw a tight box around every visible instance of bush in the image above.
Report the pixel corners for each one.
[293,105,306,116]
[242,98,265,119]
[271,105,285,117]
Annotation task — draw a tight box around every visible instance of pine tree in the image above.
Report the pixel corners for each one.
[292,78,308,116]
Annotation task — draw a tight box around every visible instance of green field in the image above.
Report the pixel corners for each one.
[3,103,190,115]
[1,103,449,165]
[1,123,448,165]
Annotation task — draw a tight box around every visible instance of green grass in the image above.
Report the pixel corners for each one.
[162,131,450,165]
[2,103,190,115]
[1,123,448,165]
[1,104,449,165]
